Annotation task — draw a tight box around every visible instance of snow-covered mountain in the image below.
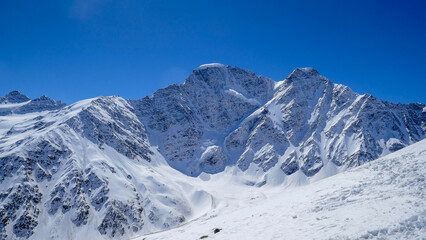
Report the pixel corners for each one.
[0,63,425,239]
[0,90,65,116]
[140,137,426,240]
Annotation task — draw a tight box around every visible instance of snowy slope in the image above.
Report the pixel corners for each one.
[0,64,425,239]
[0,97,215,239]
[137,138,426,240]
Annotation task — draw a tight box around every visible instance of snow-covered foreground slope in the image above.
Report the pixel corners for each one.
[138,139,426,240]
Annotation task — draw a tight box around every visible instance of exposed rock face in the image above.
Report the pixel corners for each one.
[225,67,425,176]
[181,63,274,131]
[129,63,275,175]
[198,145,228,174]
[0,64,424,239]
[65,96,152,161]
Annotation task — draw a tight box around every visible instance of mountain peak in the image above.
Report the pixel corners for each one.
[7,90,21,95]
[289,67,320,78]
[0,90,31,104]
[184,63,274,100]
[282,67,329,87]
[195,63,226,70]
[33,95,53,101]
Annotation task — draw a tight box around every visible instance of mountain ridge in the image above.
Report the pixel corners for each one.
[0,64,425,239]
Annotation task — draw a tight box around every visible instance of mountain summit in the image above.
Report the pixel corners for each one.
[0,90,30,104]
[0,64,425,239]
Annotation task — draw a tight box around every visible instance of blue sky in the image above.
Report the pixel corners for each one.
[1,0,425,104]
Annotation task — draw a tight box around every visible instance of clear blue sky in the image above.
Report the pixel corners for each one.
[1,0,425,104]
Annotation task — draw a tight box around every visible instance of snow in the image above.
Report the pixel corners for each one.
[223,89,260,105]
[295,67,316,72]
[196,63,226,70]
[135,139,426,240]
[0,101,31,108]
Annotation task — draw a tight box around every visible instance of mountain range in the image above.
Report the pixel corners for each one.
[0,63,425,239]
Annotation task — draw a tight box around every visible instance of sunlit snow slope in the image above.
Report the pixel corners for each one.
[139,138,426,240]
